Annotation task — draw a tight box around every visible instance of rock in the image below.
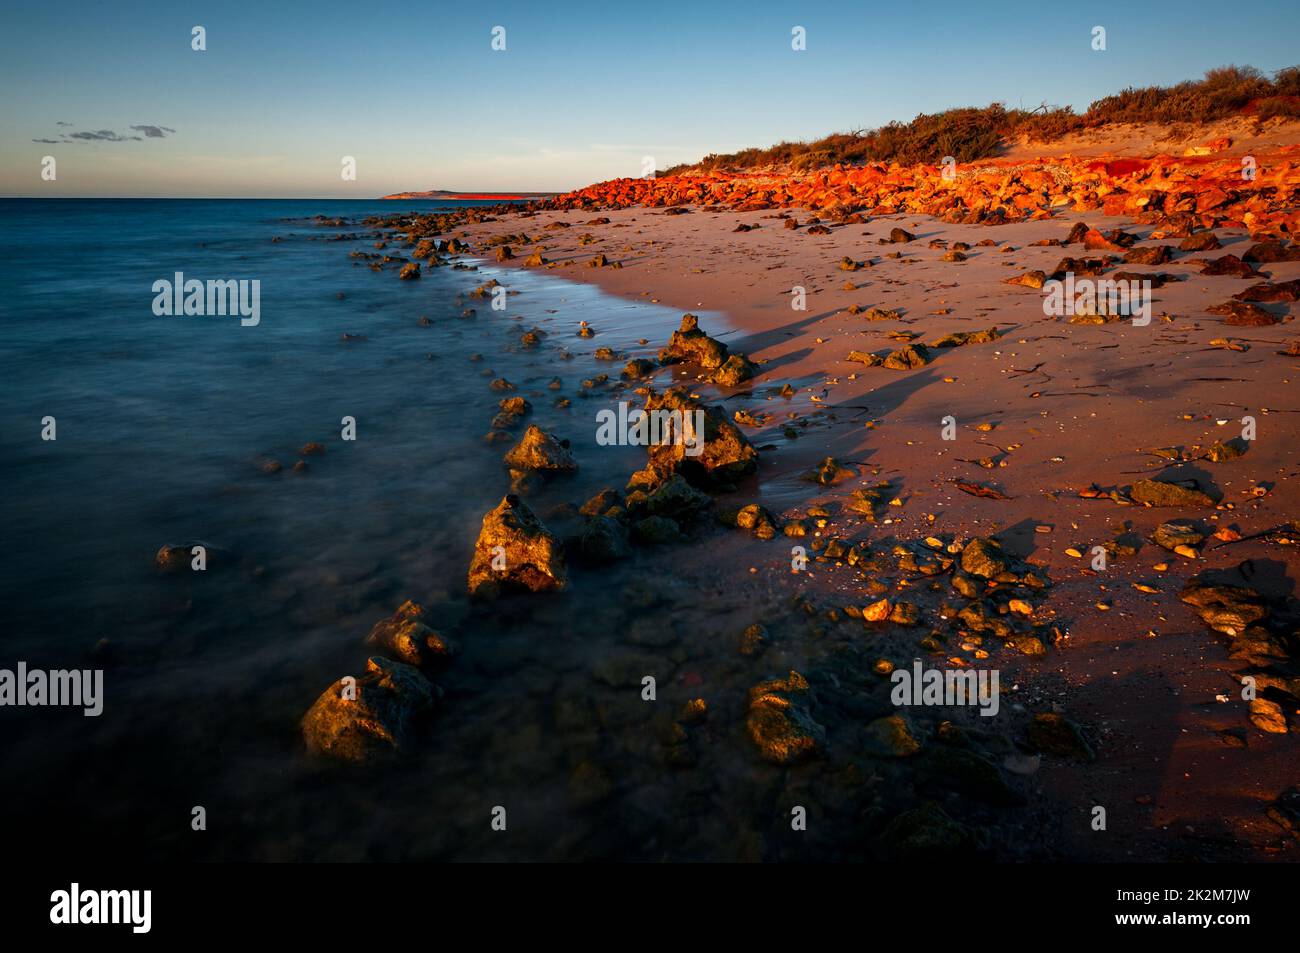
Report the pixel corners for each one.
[1123,244,1173,265]
[657,314,729,369]
[632,515,682,545]
[960,537,1007,579]
[929,327,999,348]
[1233,279,1300,303]
[495,245,514,261]
[733,503,777,539]
[889,601,921,625]
[711,353,757,386]
[1152,522,1205,552]
[1207,300,1280,326]
[847,350,883,366]
[1026,713,1094,761]
[801,456,857,486]
[1244,240,1300,263]
[490,396,532,430]
[863,714,921,757]
[568,761,616,807]
[882,344,930,370]
[592,652,661,688]
[1180,580,1268,636]
[365,600,456,667]
[1249,698,1288,734]
[643,387,758,487]
[579,487,623,516]
[503,425,578,474]
[1178,231,1221,252]
[301,656,436,762]
[1130,478,1218,507]
[645,473,713,522]
[740,623,769,657]
[1205,437,1248,462]
[621,358,656,379]
[467,494,567,598]
[578,516,630,562]
[1266,787,1300,839]
[1004,270,1047,289]
[917,747,1025,806]
[878,802,973,857]
[1064,222,1091,244]
[399,262,420,280]
[154,542,222,574]
[745,671,825,764]
[1201,254,1260,278]
[888,227,915,243]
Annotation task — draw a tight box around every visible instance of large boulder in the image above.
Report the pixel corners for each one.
[301,656,437,762]
[467,494,567,599]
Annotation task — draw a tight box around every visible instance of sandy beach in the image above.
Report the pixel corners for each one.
[444,170,1300,857]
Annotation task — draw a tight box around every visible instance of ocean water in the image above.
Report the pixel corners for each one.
[0,198,821,861]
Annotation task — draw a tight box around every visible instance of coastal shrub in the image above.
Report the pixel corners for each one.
[662,65,1298,175]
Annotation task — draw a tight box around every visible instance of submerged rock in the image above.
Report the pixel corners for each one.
[578,516,631,562]
[467,494,567,598]
[301,656,437,762]
[877,802,974,858]
[863,714,921,757]
[632,515,682,545]
[746,671,825,765]
[645,473,713,522]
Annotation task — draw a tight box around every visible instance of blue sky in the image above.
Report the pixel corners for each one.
[2,0,1298,197]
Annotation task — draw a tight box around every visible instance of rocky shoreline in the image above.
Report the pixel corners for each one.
[257,147,1300,859]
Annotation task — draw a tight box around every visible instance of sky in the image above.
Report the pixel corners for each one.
[2,0,1298,198]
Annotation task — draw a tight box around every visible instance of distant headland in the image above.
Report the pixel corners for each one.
[380,189,559,201]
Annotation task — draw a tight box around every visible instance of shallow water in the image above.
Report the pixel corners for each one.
[2,198,834,861]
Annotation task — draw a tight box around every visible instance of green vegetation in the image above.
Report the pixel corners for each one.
[661,66,1300,175]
